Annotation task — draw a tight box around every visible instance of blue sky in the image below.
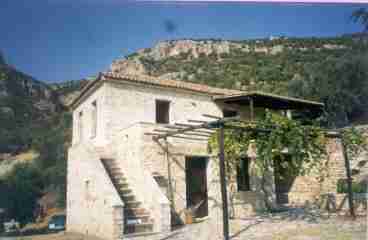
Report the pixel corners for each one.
[0,0,366,82]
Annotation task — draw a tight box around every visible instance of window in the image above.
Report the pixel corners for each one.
[156,100,170,124]
[78,111,83,141]
[91,101,97,138]
[237,158,250,191]
[223,109,238,118]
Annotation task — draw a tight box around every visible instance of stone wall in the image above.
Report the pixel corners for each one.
[139,123,267,222]
[352,125,368,183]
[109,123,171,233]
[72,83,107,146]
[284,131,368,208]
[67,142,123,240]
[104,81,224,141]
[140,123,218,222]
[282,137,346,205]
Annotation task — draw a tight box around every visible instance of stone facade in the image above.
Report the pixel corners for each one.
[68,78,237,239]
[67,142,123,240]
[280,133,367,214]
[67,74,361,239]
[284,138,346,205]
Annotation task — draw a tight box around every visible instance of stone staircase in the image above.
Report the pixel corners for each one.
[101,158,155,236]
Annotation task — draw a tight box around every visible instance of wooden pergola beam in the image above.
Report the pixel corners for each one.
[153,129,212,138]
[146,115,356,240]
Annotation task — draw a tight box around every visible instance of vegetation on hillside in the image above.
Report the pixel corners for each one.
[137,37,367,127]
[1,8,368,226]
[0,111,71,225]
[0,61,71,225]
[0,66,61,153]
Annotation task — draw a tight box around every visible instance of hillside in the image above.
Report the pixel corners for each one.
[111,36,353,92]
[109,36,367,126]
[0,34,367,226]
[0,55,72,224]
[0,35,365,165]
[49,80,88,107]
[0,60,62,155]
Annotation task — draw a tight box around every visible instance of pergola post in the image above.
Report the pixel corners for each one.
[340,135,356,219]
[166,138,175,210]
[218,125,229,240]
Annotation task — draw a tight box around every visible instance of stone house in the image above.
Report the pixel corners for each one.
[67,72,349,240]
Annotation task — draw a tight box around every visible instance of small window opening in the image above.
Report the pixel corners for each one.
[156,100,170,124]
[91,101,97,138]
[223,109,238,118]
[78,111,83,141]
[237,157,250,191]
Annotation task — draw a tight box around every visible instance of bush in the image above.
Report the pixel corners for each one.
[337,179,367,194]
[2,163,44,225]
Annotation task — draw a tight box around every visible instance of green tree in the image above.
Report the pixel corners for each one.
[288,52,368,127]
[2,163,44,225]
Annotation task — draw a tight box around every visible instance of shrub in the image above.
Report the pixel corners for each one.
[337,179,367,194]
[2,163,44,225]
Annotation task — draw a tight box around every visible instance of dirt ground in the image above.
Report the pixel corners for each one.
[0,232,102,240]
[1,208,366,240]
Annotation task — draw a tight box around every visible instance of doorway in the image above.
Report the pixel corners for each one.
[274,155,296,205]
[185,156,208,218]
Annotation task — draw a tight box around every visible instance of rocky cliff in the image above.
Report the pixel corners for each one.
[0,62,61,154]
[108,37,354,97]
[110,38,350,79]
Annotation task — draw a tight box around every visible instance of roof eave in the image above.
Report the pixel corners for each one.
[213,91,324,109]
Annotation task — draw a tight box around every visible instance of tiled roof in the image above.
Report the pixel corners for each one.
[101,72,243,96]
[70,72,323,111]
[70,72,242,109]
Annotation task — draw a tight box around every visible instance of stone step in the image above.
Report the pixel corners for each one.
[102,157,115,161]
[116,182,129,188]
[124,208,149,216]
[101,158,116,165]
[125,201,141,208]
[123,231,159,239]
[110,172,125,178]
[122,194,135,202]
[109,167,123,173]
[124,222,153,234]
[120,188,132,195]
[111,175,127,182]
[126,214,151,223]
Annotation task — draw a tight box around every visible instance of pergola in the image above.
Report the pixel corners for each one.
[145,93,355,240]
[215,91,324,120]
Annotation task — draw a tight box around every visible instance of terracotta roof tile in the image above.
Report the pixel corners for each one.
[101,72,243,96]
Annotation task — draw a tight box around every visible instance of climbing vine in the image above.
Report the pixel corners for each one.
[341,127,368,159]
[209,111,326,178]
[208,111,366,210]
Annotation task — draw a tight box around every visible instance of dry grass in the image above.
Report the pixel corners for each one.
[0,150,39,176]
[14,150,39,162]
